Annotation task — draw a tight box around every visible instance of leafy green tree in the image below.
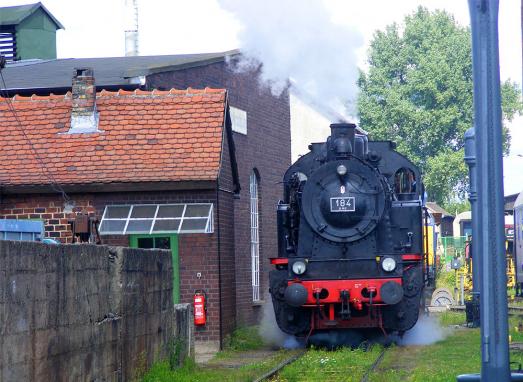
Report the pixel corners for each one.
[357,7,522,205]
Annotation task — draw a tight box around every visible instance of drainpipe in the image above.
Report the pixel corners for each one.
[216,182,223,350]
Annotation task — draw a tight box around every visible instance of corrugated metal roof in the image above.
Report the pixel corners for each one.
[2,50,239,92]
[506,192,521,211]
[515,191,523,209]
[426,202,453,217]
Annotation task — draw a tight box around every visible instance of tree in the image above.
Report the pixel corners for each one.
[357,7,522,206]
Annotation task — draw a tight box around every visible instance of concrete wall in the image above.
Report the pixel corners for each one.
[0,240,190,381]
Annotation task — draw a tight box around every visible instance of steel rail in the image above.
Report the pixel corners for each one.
[450,305,523,316]
[360,347,388,382]
[252,349,307,382]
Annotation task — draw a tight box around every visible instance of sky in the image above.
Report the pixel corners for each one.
[1,0,522,195]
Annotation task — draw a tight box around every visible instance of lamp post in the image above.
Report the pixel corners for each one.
[469,0,509,379]
[457,0,521,380]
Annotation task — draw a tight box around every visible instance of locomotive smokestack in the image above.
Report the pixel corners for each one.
[328,123,356,160]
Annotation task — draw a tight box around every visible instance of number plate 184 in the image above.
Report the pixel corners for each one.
[330,197,355,212]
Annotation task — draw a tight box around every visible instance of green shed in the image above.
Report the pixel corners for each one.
[0,2,63,61]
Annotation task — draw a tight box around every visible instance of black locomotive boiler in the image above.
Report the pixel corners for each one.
[270,123,427,344]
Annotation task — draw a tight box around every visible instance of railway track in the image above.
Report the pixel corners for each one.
[360,347,388,382]
[252,349,307,382]
[450,305,523,316]
[253,345,388,382]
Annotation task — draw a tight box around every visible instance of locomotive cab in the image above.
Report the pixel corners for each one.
[270,123,426,342]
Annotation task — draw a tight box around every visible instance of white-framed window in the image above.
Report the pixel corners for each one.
[230,106,247,135]
[250,171,260,302]
[99,203,213,235]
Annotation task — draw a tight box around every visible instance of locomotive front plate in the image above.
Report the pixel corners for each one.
[330,197,355,212]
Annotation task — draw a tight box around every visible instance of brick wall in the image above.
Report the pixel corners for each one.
[178,233,219,342]
[0,195,96,244]
[147,58,292,325]
[217,124,237,341]
[0,186,235,344]
[0,241,184,381]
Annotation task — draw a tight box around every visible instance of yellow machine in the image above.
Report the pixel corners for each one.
[506,237,516,290]
[457,248,473,293]
[424,223,436,267]
[423,210,437,288]
[434,227,515,307]
[458,235,515,294]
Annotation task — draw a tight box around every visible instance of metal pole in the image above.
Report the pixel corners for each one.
[469,0,509,380]
[464,128,481,327]
[461,273,465,306]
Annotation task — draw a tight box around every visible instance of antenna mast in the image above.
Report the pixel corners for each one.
[124,0,139,56]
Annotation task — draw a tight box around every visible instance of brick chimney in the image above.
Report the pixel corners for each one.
[69,68,99,133]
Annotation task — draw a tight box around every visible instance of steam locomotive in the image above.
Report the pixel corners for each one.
[270,123,428,346]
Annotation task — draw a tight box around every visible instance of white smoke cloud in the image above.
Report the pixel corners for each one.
[258,296,304,349]
[399,315,450,346]
[217,0,363,115]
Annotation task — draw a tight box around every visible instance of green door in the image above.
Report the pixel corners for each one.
[129,234,180,304]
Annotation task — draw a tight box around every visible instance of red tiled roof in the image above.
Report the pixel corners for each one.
[0,88,227,188]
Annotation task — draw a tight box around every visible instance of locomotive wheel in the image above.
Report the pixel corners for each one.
[430,288,455,307]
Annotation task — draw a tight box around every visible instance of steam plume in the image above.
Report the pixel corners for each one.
[399,315,449,346]
[258,297,304,349]
[217,0,363,115]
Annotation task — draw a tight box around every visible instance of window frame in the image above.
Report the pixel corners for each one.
[250,171,261,302]
[99,203,214,235]
[230,106,247,135]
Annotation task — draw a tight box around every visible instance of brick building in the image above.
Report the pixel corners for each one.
[146,58,292,325]
[0,72,241,348]
[3,51,293,331]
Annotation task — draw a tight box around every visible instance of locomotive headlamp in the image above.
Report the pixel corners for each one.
[381,257,396,272]
[292,260,307,275]
[336,164,348,176]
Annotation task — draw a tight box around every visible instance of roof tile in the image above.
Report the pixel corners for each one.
[0,88,227,187]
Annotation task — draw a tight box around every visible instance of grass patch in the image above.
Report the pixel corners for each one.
[367,312,523,382]
[509,315,523,343]
[436,269,456,291]
[273,345,384,382]
[142,350,295,382]
[143,318,523,381]
[274,313,523,382]
[438,311,466,326]
[223,326,264,352]
[141,325,287,382]
[369,328,480,382]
